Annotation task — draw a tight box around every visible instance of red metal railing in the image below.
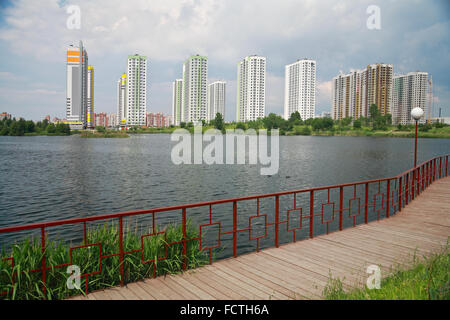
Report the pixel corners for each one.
[0,154,448,298]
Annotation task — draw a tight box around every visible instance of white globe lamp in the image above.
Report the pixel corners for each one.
[411,107,424,121]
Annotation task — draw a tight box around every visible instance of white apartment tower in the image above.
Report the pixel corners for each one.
[172,79,183,126]
[182,55,208,123]
[283,59,316,120]
[392,72,428,125]
[208,81,226,121]
[87,65,94,128]
[126,54,147,126]
[237,55,266,122]
[117,73,127,128]
[66,40,88,129]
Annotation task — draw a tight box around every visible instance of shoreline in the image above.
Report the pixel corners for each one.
[1,131,449,139]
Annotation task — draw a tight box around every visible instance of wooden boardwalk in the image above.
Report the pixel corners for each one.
[71,177,450,300]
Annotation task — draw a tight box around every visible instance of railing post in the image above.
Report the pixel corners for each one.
[398,176,402,212]
[412,170,415,200]
[439,157,442,179]
[418,167,421,194]
[339,187,343,230]
[405,173,409,205]
[119,217,124,286]
[422,164,425,192]
[386,180,390,218]
[182,208,187,270]
[446,156,448,177]
[41,227,46,298]
[445,156,448,176]
[364,183,369,224]
[434,159,437,182]
[275,196,279,248]
[309,191,314,238]
[428,162,432,186]
[430,160,433,183]
[233,201,237,258]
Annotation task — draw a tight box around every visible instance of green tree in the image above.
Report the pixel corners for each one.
[353,119,362,129]
[235,122,246,130]
[96,126,106,133]
[25,120,35,133]
[341,117,353,127]
[10,120,25,136]
[322,117,334,130]
[55,123,70,135]
[262,113,285,130]
[247,119,264,130]
[0,123,9,135]
[213,113,224,131]
[46,123,56,134]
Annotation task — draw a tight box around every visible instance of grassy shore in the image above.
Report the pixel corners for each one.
[80,131,130,138]
[127,124,450,139]
[322,245,449,300]
[286,125,450,139]
[0,220,209,300]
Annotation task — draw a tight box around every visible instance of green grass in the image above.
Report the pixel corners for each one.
[0,219,209,300]
[323,245,450,300]
[80,131,129,138]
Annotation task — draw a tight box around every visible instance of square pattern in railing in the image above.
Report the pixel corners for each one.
[199,222,221,251]
[69,242,102,277]
[249,215,267,241]
[140,231,167,264]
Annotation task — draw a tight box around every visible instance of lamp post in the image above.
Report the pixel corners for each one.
[411,107,424,168]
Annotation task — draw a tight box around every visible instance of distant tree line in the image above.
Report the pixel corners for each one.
[171,104,447,136]
[0,118,71,136]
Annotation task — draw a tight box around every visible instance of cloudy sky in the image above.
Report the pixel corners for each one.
[0,0,449,121]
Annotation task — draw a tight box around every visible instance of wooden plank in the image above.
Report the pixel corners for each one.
[212,262,290,300]
[136,279,173,299]
[188,267,256,299]
[225,257,315,299]
[167,274,216,300]
[238,251,332,295]
[179,269,233,300]
[125,282,156,300]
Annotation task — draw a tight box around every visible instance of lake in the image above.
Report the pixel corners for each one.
[0,134,449,255]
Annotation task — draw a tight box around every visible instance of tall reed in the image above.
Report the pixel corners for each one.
[0,219,209,300]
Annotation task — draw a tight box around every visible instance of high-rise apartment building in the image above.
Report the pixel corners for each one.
[172,79,183,125]
[117,73,127,128]
[87,65,94,128]
[392,72,428,125]
[126,55,147,126]
[236,55,266,122]
[283,59,316,120]
[182,55,208,123]
[66,40,88,129]
[208,81,226,121]
[331,63,393,121]
[366,64,393,116]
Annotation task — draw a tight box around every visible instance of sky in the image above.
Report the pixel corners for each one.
[0,0,449,121]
